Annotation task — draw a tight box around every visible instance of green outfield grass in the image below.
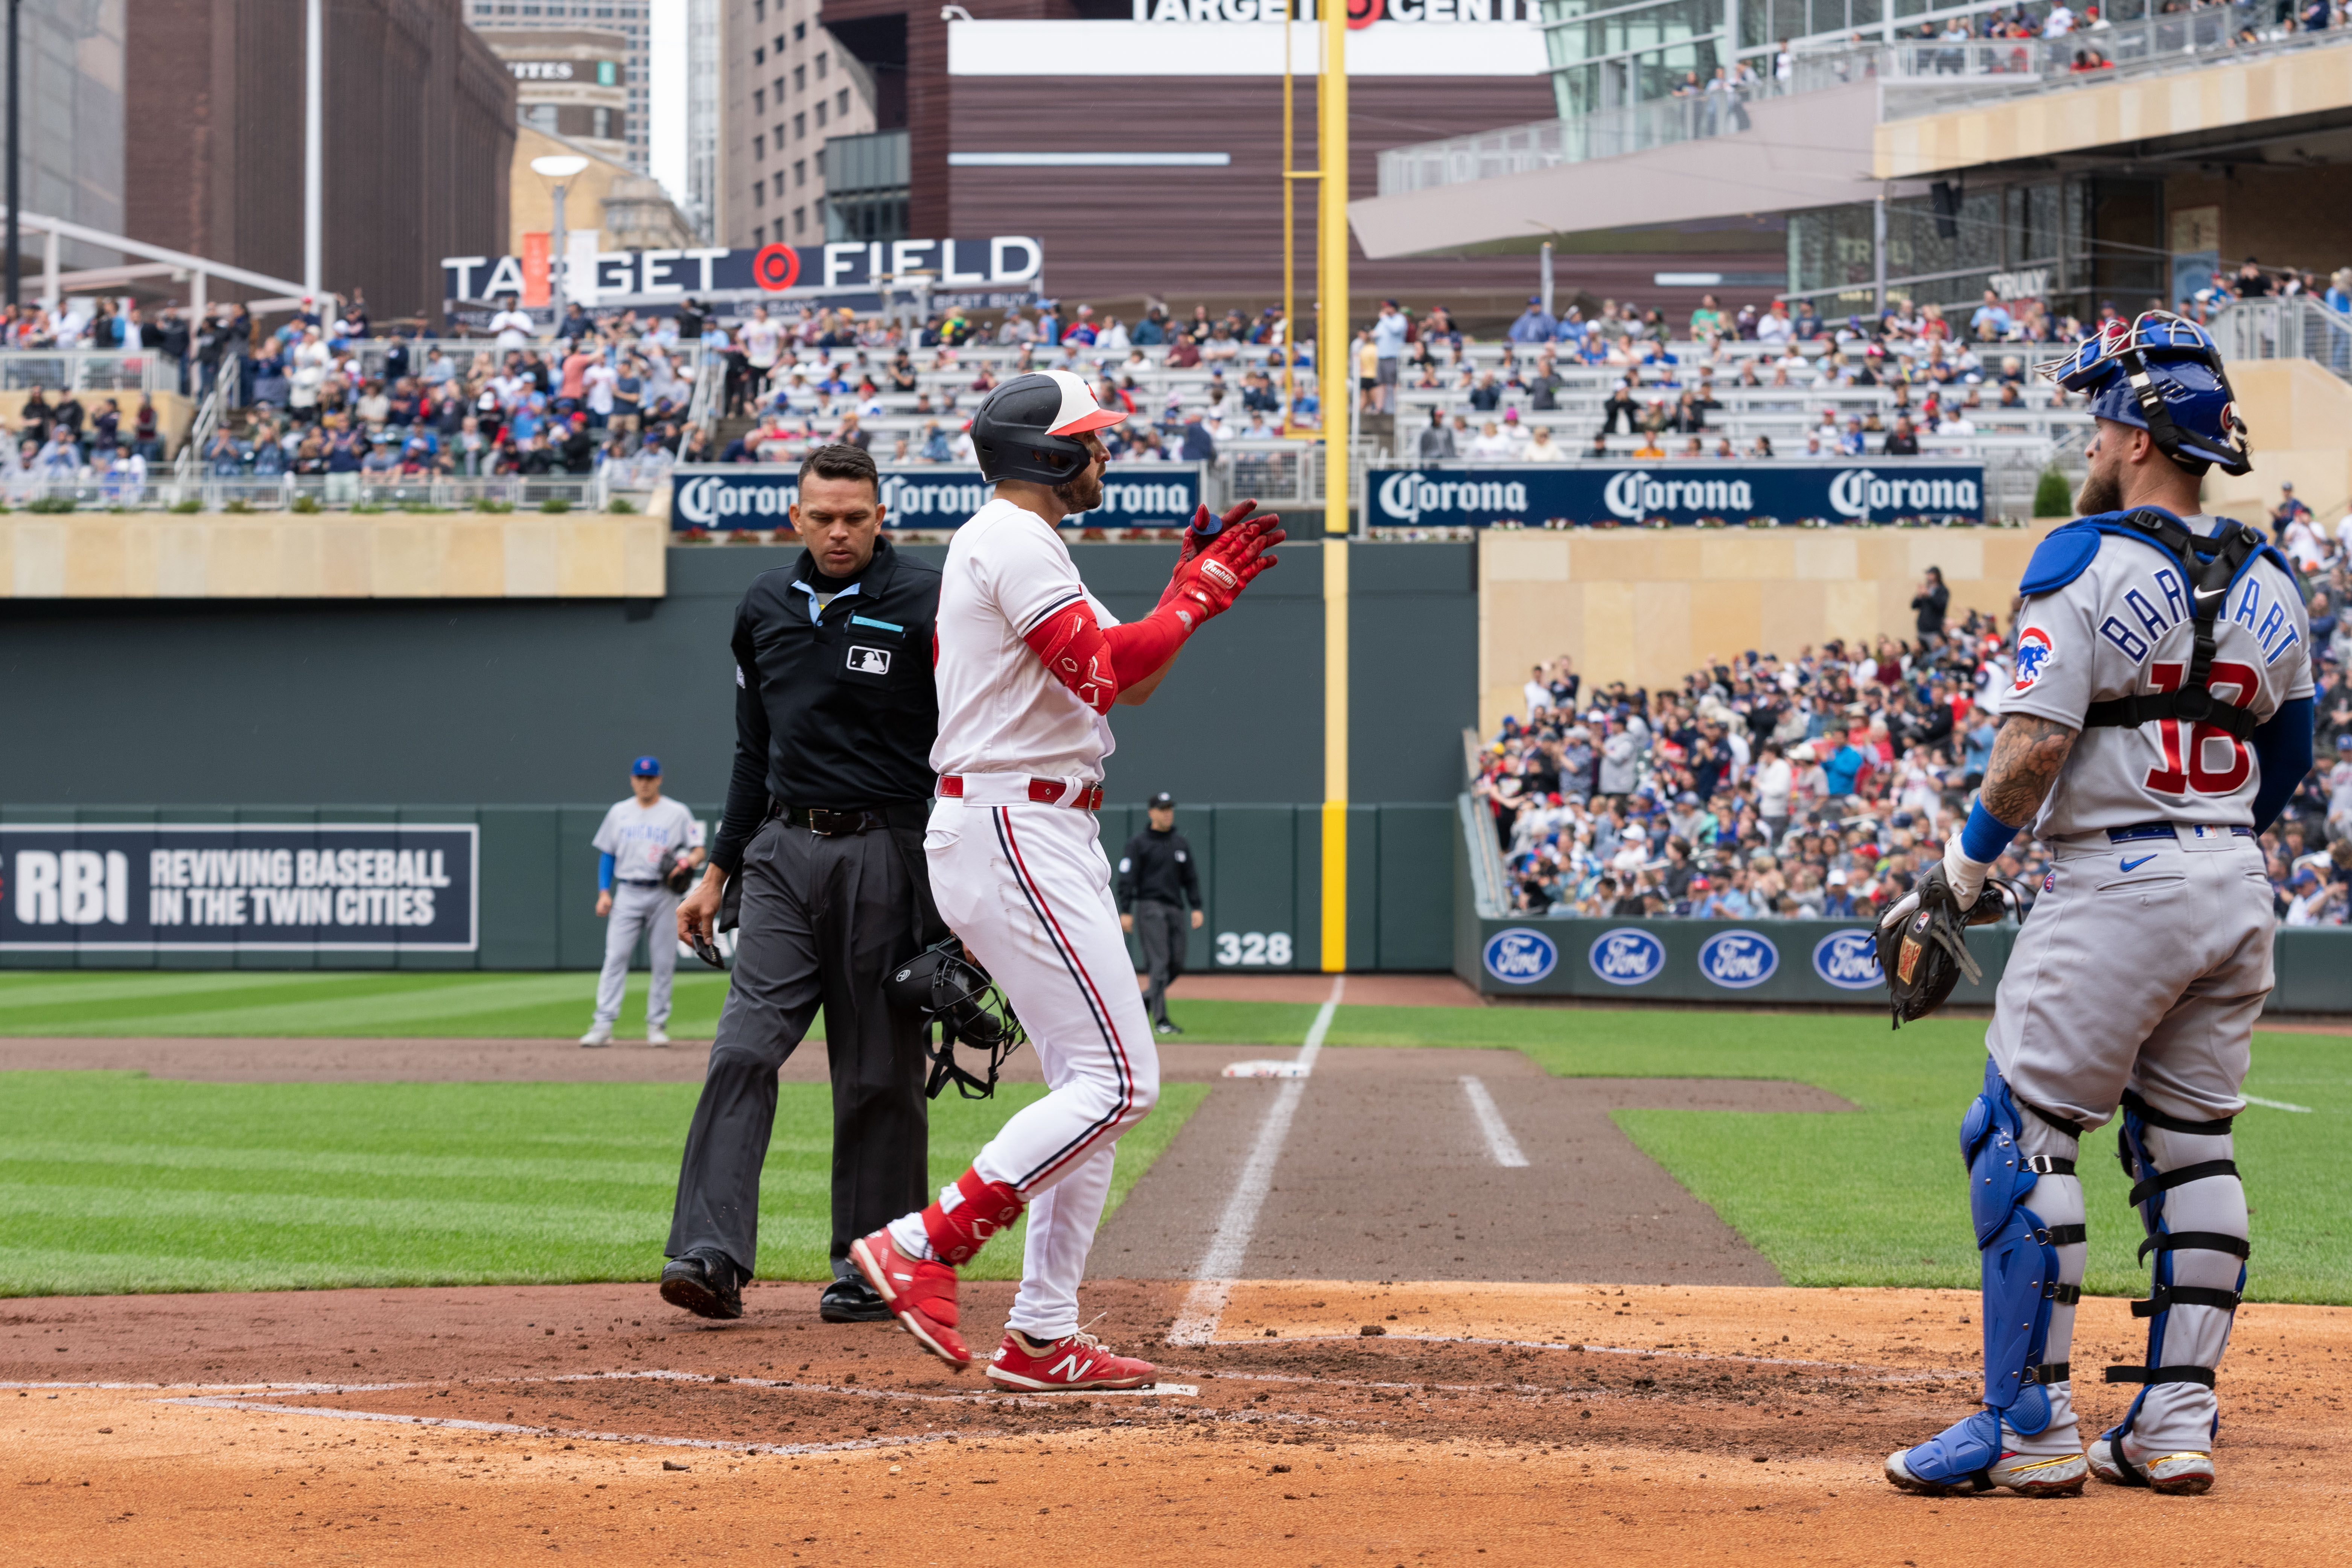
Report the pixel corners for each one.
[3,973,2343,1304]
[0,970,745,1039]
[0,1073,1204,1297]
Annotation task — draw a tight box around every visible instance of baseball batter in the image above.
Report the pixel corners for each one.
[848,370,1280,1391]
[582,756,705,1047]
[1884,313,2313,1499]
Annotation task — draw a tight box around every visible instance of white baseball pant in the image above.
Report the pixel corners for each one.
[593,880,682,1029]
[908,794,1160,1341]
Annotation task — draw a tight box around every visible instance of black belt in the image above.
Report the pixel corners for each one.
[2106,821,2255,844]
[767,799,924,837]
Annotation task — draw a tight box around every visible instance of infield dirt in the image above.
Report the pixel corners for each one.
[7,1280,2348,1566]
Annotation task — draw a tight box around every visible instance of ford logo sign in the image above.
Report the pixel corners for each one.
[1482,927,1559,985]
[1586,926,1666,986]
[1697,929,1778,989]
[1811,928,1884,991]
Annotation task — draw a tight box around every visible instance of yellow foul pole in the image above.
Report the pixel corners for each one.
[1317,0,1349,974]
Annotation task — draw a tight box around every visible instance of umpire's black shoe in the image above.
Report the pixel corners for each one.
[818,1275,893,1324]
[659,1250,744,1320]
[1155,1019,1183,1036]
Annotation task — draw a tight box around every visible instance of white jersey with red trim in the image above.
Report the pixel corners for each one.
[929,496,1120,785]
[2003,513,2312,839]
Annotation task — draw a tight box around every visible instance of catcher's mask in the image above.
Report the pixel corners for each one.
[887,939,1026,1099]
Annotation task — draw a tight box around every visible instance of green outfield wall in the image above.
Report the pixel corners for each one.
[0,801,1452,974]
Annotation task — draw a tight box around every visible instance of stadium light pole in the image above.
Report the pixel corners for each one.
[303,0,323,300]
[1317,0,1350,975]
[6,0,19,312]
[531,155,592,322]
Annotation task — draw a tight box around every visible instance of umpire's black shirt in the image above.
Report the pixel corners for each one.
[711,536,940,874]
[1115,825,1202,911]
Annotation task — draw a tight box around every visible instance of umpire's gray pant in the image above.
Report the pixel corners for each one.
[1133,898,1188,1026]
[665,817,930,1281]
[594,880,680,1028]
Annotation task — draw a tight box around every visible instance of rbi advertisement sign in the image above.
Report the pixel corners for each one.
[670,466,1203,532]
[1367,463,1986,527]
[2,825,480,953]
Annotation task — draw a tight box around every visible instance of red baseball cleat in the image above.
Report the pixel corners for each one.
[848,1227,970,1367]
[985,1329,1157,1392]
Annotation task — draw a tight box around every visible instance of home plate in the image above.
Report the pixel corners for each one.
[1221,1060,1311,1079]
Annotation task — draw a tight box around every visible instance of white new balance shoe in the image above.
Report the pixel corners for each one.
[2089,1435,2215,1495]
[647,1026,671,1047]
[579,1023,613,1047]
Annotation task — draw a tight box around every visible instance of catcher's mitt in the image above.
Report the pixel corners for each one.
[664,853,697,895]
[1877,862,2016,1030]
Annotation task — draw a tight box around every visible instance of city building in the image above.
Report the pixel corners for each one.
[479,26,635,167]
[685,0,722,240]
[466,0,653,173]
[717,0,881,250]
[508,124,698,259]
[112,0,513,322]
[1352,9,2352,327]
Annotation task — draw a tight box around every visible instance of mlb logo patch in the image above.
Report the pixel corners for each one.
[848,645,891,675]
[2013,627,2054,693]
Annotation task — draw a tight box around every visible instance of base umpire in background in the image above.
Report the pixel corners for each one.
[663,444,944,1324]
[1116,791,1202,1037]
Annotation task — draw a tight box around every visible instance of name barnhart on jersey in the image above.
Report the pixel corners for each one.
[2096,562,2303,668]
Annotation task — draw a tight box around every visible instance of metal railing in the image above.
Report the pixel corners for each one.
[1379,10,2352,192]
[0,350,180,396]
[2207,297,2352,384]
[174,373,237,482]
[1876,5,2346,116]
[1,472,624,515]
[685,351,725,433]
[1376,47,1879,195]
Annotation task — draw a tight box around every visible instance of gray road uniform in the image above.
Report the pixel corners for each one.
[592,797,704,1031]
[1984,511,2310,1462]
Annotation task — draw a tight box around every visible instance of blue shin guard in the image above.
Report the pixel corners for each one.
[1892,1060,2081,1491]
[2096,1091,2245,1480]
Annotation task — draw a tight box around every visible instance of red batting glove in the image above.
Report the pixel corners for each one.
[1166,518,1285,627]
[1157,499,1268,611]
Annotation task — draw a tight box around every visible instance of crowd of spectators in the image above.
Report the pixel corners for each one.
[1476,539,2352,926]
[701,297,1311,469]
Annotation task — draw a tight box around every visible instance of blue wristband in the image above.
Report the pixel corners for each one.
[1959,799,2019,865]
[597,851,616,892]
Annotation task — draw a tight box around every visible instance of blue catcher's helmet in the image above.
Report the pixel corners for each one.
[2036,311,2251,475]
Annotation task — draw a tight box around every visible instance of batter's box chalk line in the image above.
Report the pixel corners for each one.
[1172,977,1343,1344]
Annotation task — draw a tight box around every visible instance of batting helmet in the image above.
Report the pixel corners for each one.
[2037,311,2251,476]
[886,939,1027,1099]
[968,370,1127,485]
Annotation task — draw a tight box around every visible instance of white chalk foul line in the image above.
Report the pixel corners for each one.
[2243,1094,2314,1113]
[1168,974,1343,1346]
[1459,1075,1530,1168]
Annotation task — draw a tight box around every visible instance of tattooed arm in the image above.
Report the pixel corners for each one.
[1979,713,2077,828]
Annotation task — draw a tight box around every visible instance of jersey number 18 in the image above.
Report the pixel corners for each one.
[2142,660,2255,796]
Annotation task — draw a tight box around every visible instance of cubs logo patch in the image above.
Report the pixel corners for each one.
[2013,627,2054,692]
[2043,869,2056,893]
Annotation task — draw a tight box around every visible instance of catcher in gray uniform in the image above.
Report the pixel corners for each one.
[1881,312,2315,1500]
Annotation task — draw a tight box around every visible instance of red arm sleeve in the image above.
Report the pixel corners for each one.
[1101,604,1194,687]
[1021,600,1198,714]
[1022,600,1119,715]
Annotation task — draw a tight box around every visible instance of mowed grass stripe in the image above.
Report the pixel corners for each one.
[0,1073,1207,1296]
[0,969,755,1039]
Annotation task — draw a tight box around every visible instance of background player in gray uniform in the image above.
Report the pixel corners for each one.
[1885,313,2314,1499]
[582,755,705,1047]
